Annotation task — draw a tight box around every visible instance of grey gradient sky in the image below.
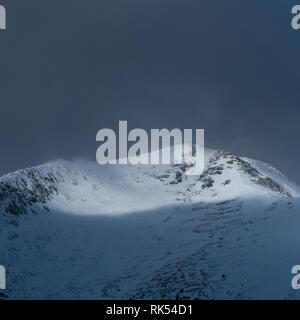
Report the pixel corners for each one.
[1,1,300,182]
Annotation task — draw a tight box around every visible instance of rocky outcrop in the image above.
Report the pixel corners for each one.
[0,167,62,215]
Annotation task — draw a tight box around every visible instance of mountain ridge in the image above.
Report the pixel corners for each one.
[0,149,299,216]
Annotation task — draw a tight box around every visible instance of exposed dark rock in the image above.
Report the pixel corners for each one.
[170,171,183,184]
[0,167,61,215]
[201,177,214,189]
[222,180,231,185]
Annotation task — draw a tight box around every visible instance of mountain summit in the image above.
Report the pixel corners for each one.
[1,149,299,216]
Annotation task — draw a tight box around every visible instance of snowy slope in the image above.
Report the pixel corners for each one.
[1,148,300,299]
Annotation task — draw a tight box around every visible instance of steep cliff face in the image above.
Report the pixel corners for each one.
[0,149,300,299]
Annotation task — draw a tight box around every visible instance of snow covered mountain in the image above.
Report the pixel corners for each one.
[1,148,300,299]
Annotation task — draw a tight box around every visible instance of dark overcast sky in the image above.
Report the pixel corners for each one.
[1,0,300,182]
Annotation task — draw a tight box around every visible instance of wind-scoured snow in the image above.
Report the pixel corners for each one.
[1,148,300,299]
